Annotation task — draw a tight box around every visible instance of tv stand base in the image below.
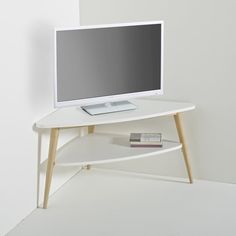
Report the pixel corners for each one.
[81,100,137,115]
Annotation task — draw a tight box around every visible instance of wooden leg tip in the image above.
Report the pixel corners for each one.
[86,165,91,170]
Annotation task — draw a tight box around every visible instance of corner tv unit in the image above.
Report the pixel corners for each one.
[55,21,164,115]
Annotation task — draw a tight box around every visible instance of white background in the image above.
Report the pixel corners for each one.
[80,0,236,183]
[1,0,236,235]
[0,1,80,235]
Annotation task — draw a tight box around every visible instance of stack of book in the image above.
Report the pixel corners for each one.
[129,133,163,147]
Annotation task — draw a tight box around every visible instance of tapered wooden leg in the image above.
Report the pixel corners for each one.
[88,125,95,134]
[174,113,193,183]
[43,128,59,209]
[86,126,95,170]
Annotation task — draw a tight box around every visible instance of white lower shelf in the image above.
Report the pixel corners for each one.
[55,133,182,166]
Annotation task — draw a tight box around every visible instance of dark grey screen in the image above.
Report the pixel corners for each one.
[56,24,162,102]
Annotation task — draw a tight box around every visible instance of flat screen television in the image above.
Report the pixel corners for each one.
[55,21,164,114]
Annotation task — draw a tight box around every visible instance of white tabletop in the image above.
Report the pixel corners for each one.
[36,97,195,129]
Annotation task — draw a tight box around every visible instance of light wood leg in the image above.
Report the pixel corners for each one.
[86,126,95,170]
[88,125,95,134]
[84,164,91,170]
[174,113,193,183]
[43,128,59,209]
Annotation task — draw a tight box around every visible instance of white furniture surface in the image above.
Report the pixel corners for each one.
[36,97,195,128]
[56,133,182,166]
[35,97,195,208]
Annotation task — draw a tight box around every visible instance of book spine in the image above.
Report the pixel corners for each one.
[130,141,163,145]
[130,133,162,143]
[130,144,163,148]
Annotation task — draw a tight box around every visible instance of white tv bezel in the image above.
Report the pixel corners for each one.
[54,21,164,108]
